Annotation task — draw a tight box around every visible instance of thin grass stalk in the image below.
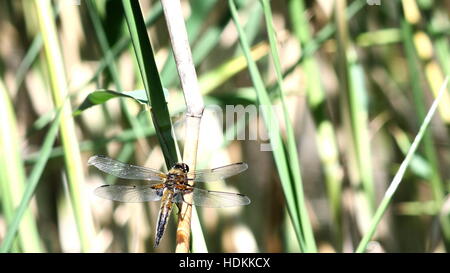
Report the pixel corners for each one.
[283,208,301,252]
[288,0,344,249]
[239,0,263,52]
[0,98,64,253]
[335,0,375,234]
[159,0,205,253]
[0,79,42,252]
[347,46,376,209]
[401,18,450,249]
[356,77,449,253]
[34,0,95,252]
[260,0,316,251]
[229,0,314,252]
[389,126,432,182]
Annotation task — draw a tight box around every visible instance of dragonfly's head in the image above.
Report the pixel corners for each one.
[173,162,189,173]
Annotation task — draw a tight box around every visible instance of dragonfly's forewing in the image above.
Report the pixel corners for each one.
[191,162,248,182]
[190,188,251,208]
[88,155,166,182]
[94,185,163,202]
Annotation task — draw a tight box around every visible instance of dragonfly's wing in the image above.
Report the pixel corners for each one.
[94,185,163,202]
[88,155,165,182]
[191,162,248,182]
[190,188,251,208]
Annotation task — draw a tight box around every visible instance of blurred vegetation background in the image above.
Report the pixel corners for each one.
[0,0,450,253]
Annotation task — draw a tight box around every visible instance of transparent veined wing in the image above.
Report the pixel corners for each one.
[94,185,163,202]
[88,155,166,182]
[191,162,248,182]
[190,188,251,208]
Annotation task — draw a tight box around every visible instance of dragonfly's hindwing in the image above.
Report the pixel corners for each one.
[94,185,163,202]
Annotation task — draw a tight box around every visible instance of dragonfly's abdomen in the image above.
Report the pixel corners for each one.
[154,188,174,247]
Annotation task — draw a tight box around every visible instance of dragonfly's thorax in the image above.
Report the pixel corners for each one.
[166,168,188,185]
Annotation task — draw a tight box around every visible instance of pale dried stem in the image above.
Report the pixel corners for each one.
[160,0,205,253]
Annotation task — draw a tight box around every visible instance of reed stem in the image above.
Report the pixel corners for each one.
[160,0,205,253]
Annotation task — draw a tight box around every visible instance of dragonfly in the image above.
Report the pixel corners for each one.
[88,155,251,247]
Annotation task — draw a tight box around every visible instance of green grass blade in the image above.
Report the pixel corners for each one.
[347,48,376,207]
[229,0,314,252]
[0,79,42,252]
[34,0,95,252]
[74,89,147,115]
[122,0,179,168]
[240,0,263,50]
[260,0,316,251]
[356,77,449,253]
[0,99,64,253]
[334,1,375,236]
[288,0,344,249]
[401,19,450,249]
